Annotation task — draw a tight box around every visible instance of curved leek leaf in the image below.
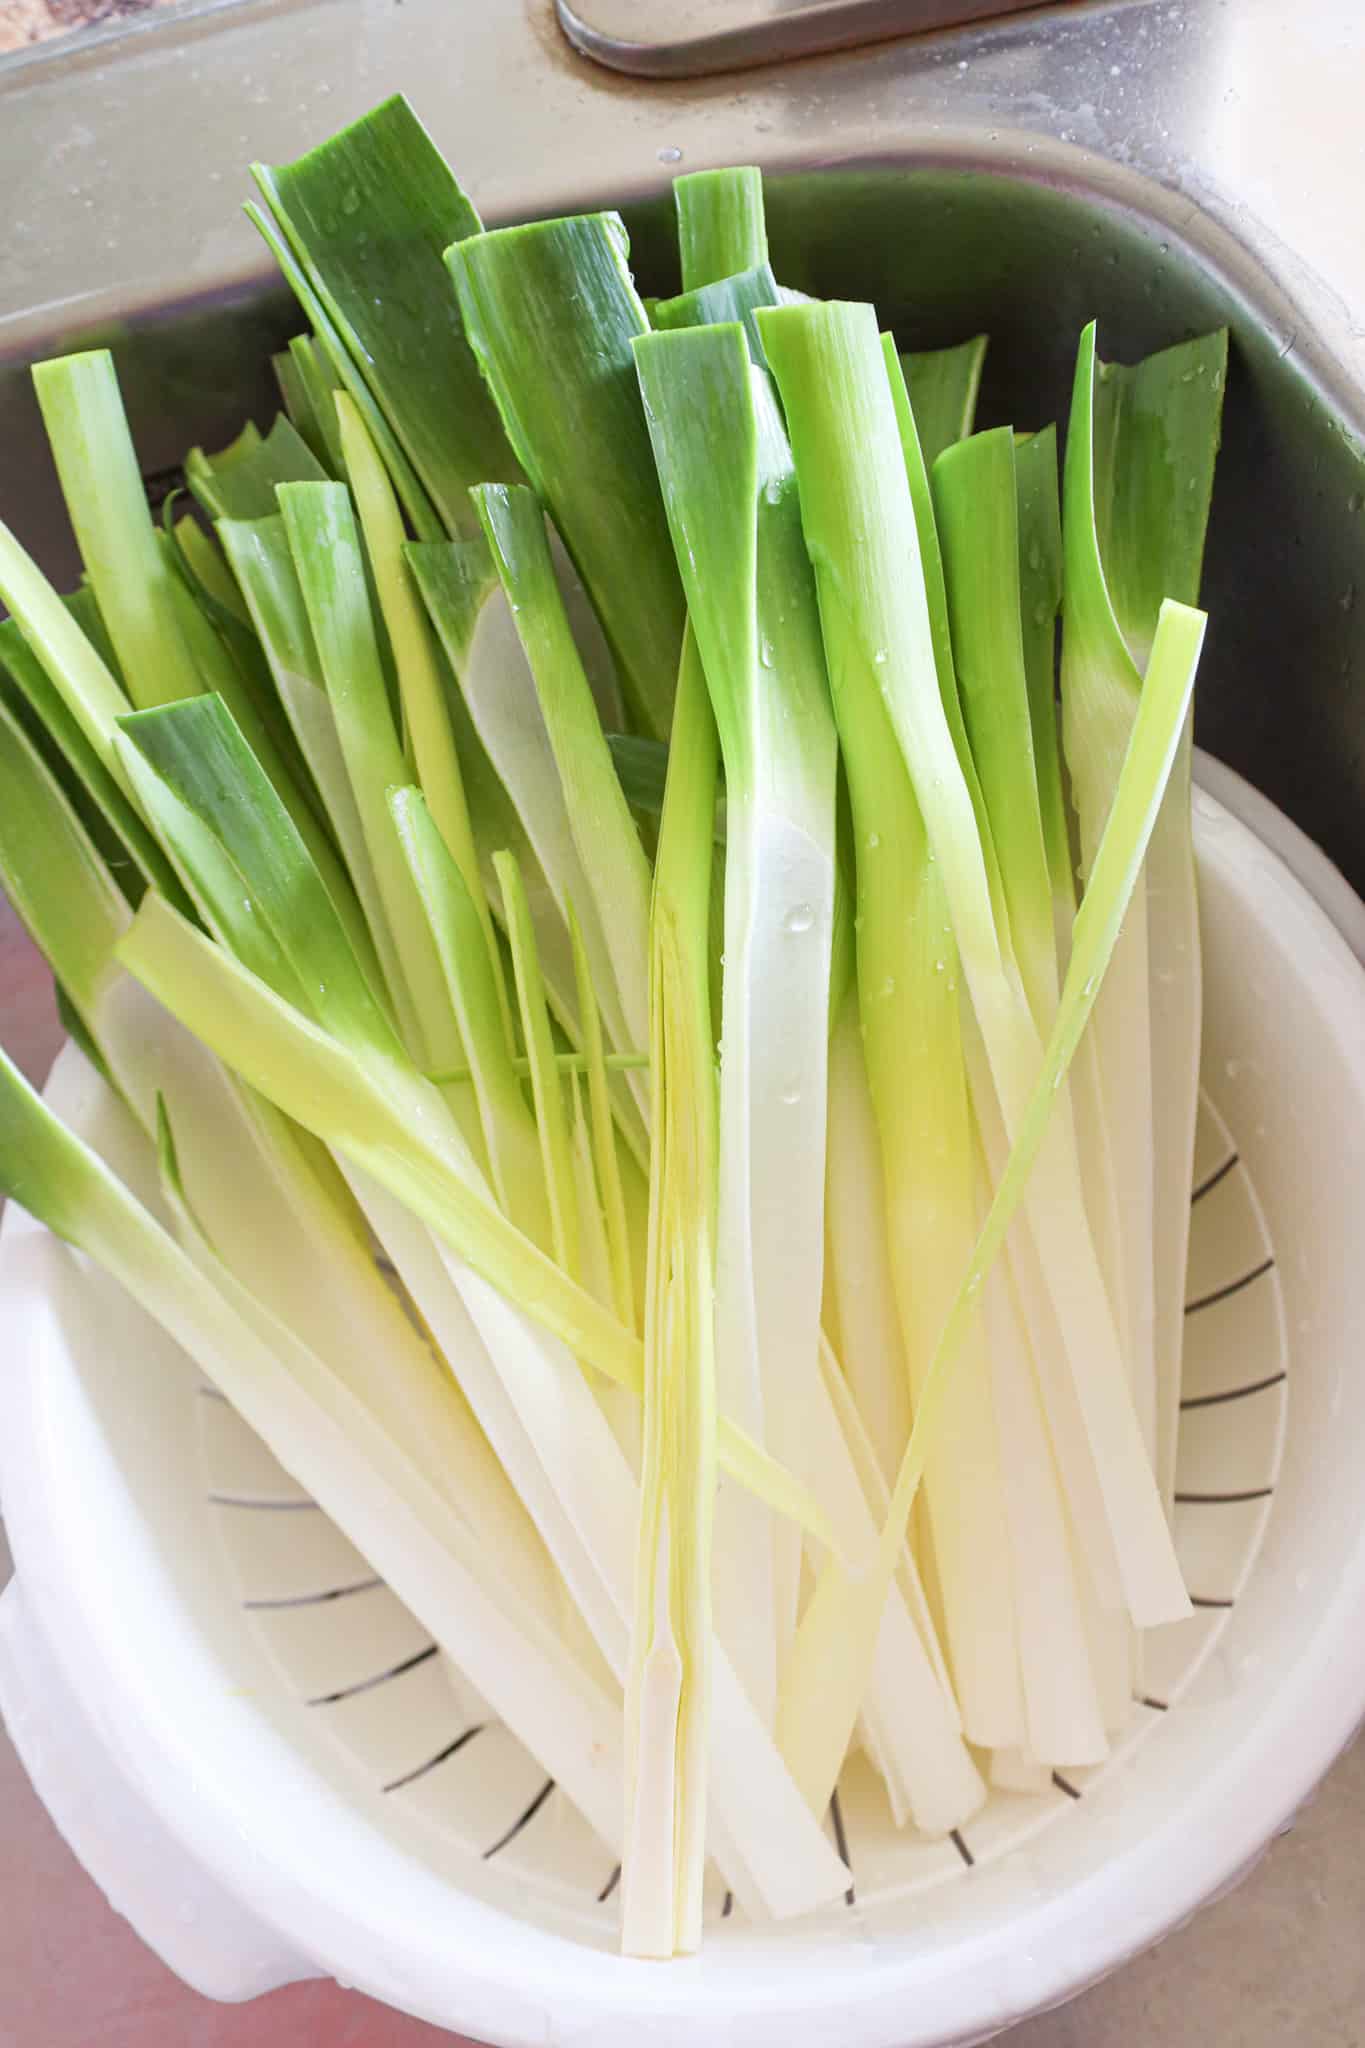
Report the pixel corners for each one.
[449,213,683,741]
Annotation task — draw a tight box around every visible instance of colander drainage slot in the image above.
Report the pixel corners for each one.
[1185,1259,1276,1316]
[828,1788,856,1904]
[1191,1153,1240,1204]
[383,1723,484,1794]
[243,1580,383,1610]
[1174,1487,1275,1505]
[483,1778,555,1860]
[1181,1372,1288,1412]
[207,1495,322,1510]
[306,1643,438,1707]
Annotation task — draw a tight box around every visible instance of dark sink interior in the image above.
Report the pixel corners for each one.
[3,161,1363,889]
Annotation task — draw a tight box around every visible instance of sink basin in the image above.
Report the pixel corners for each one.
[2,0,1363,909]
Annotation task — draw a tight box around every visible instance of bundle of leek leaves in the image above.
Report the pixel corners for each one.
[0,96,1226,1958]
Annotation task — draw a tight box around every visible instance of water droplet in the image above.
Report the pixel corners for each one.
[866,831,881,851]
[873,649,888,666]
[934,958,946,973]
[780,1081,801,1106]
[340,186,361,215]
[759,637,776,668]
[853,914,865,934]
[1082,973,1097,996]
[657,146,683,164]
[1340,585,1357,614]
[880,975,896,998]
[784,902,815,935]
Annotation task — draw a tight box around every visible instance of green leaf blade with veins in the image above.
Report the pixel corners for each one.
[1013,424,1071,919]
[186,414,327,521]
[216,511,393,1012]
[254,94,521,538]
[495,849,580,1278]
[33,351,205,711]
[933,426,1058,1031]
[449,213,684,741]
[0,519,136,792]
[278,480,467,1091]
[115,693,394,1059]
[0,619,184,911]
[393,789,551,1251]
[337,397,509,1045]
[406,535,601,1091]
[674,166,768,290]
[653,263,782,370]
[900,334,988,471]
[272,347,329,470]
[474,482,653,1062]
[288,333,348,474]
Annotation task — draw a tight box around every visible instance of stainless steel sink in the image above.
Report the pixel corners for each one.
[1,0,1363,891]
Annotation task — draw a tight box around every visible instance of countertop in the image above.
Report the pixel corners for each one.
[0,0,173,57]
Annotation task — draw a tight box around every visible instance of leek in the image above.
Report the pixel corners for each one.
[1062,324,1226,1510]
[449,214,684,740]
[675,166,768,290]
[0,108,1242,1953]
[778,597,1207,1812]
[254,95,520,539]
[623,633,718,1956]
[901,335,988,470]
[185,414,326,521]
[635,320,838,1711]
[0,1047,625,1850]
[760,299,1188,1630]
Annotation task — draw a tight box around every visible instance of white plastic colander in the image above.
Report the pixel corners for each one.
[1,758,1363,2048]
